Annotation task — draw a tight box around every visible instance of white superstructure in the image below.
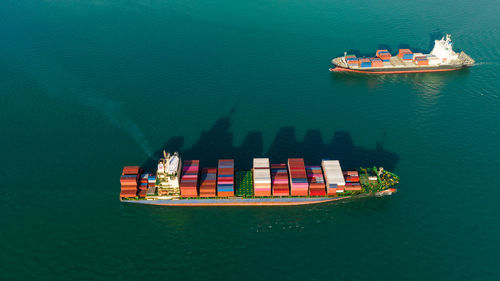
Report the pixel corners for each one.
[430,34,459,63]
[156,151,182,197]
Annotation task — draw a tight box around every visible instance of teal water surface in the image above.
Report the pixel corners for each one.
[1,0,500,280]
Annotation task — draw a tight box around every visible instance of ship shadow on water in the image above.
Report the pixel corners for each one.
[142,115,399,172]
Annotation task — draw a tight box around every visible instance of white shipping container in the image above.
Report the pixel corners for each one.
[253,158,270,168]
[254,167,271,185]
[322,160,345,186]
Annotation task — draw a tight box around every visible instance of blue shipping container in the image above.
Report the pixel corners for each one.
[403,53,413,60]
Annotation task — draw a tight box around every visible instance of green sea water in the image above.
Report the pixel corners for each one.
[1,0,500,280]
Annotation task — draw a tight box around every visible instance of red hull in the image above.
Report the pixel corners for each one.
[121,189,397,206]
[139,197,342,206]
[329,67,461,74]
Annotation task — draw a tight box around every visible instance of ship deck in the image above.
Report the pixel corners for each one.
[344,56,461,70]
[121,166,399,206]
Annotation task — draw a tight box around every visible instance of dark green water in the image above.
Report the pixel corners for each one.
[1,0,500,280]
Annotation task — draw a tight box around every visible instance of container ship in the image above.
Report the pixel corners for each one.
[119,151,400,206]
[330,34,474,74]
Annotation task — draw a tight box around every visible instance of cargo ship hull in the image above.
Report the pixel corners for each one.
[330,64,465,74]
[120,152,400,207]
[120,189,396,206]
[330,35,474,75]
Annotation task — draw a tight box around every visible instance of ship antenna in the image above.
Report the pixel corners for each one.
[344,51,347,57]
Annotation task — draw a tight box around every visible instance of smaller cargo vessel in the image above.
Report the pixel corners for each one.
[330,34,475,74]
[119,151,400,206]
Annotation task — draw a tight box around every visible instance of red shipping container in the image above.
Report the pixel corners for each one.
[122,166,141,175]
[120,176,138,185]
[310,189,326,196]
[120,186,138,191]
[120,191,137,198]
[346,171,359,176]
[217,168,234,174]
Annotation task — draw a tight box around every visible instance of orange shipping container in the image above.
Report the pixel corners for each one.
[121,185,137,191]
[120,191,137,198]
[377,54,391,60]
[200,193,216,198]
[370,58,383,67]
[255,190,271,197]
[122,166,141,175]
[376,49,389,56]
[345,185,362,191]
[397,49,412,58]
[218,191,234,197]
[416,59,429,66]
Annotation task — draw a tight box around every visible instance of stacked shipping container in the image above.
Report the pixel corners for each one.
[370,57,383,67]
[345,55,359,66]
[376,50,391,61]
[138,173,149,198]
[410,53,429,65]
[359,58,372,68]
[398,49,413,60]
[271,164,289,196]
[199,168,217,197]
[288,158,309,196]
[146,174,156,196]
[253,158,271,197]
[344,171,362,191]
[120,166,142,198]
[306,166,326,196]
[180,160,199,197]
[322,160,346,195]
[217,159,234,197]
